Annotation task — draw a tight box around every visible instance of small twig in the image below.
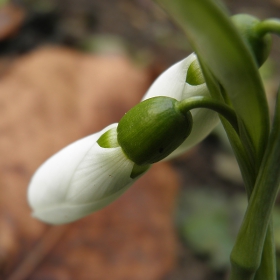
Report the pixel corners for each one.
[6,225,68,280]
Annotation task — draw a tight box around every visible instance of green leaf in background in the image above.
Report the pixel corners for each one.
[0,0,9,7]
[176,189,247,269]
[177,189,280,274]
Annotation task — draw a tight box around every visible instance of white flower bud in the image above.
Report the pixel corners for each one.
[28,124,149,225]
[142,53,219,158]
[28,53,218,225]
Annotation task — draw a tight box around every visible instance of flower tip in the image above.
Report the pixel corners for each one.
[31,201,94,225]
[30,205,85,225]
[27,123,150,225]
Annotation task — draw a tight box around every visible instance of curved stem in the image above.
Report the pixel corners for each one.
[177,96,239,134]
[255,18,280,37]
[178,95,277,280]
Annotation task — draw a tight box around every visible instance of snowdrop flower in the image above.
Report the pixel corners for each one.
[142,53,219,158]
[28,123,150,225]
[28,53,219,226]
[28,95,194,225]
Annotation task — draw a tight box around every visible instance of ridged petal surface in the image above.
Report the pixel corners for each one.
[28,124,142,225]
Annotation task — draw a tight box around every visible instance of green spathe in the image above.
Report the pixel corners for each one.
[231,14,272,67]
[97,128,119,148]
[117,96,193,165]
[186,59,205,85]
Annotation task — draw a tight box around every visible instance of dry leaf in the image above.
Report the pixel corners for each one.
[0,46,179,280]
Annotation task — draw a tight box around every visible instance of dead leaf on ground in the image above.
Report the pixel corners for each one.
[0,46,179,280]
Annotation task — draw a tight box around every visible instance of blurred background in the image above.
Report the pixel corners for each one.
[0,0,280,279]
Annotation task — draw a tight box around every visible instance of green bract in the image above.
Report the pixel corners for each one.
[97,127,151,179]
[186,59,205,86]
[97,128,119,148]
[117,96,193,165]
[231,14,272,67]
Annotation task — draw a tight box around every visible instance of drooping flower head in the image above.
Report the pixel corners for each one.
[28,52,218,225]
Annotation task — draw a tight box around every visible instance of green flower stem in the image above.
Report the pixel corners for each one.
[255,19,280,37]
[202,58,277,279]
[178,94,275,280]
[154,1,274,278]
[230,91,280,280]
[254,224,277,280]
[177,96,239,134]
[195,59,275,280]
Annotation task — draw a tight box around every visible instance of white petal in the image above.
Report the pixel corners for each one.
[166,109,219,159]
[66,146,134,203]
[182,81,210,99]
[142,53,197,101]
[28,123,144,225]
[31,184,134,225]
